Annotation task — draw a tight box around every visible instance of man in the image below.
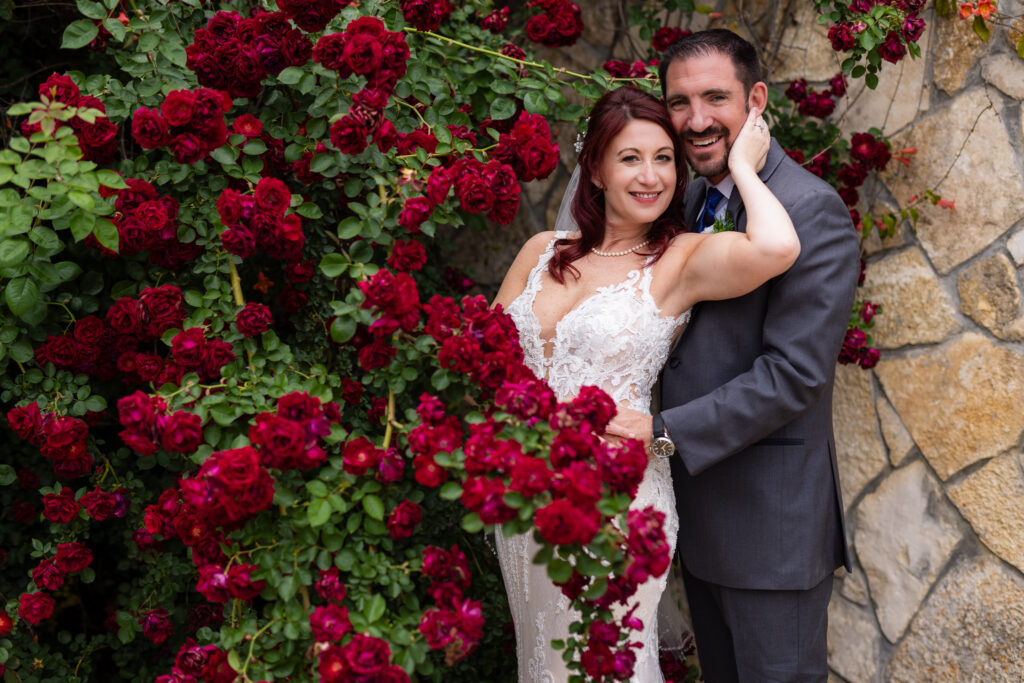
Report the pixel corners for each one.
[607,29,860,682]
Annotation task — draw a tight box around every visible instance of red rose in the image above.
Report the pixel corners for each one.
[39,73,80,104]
[413,454,447,487]
[454,171,494,215]
[400,0,452,31]
[170,132,205,164]
[171,327,207,368]
[387,239,428,272]
[343,633,392,675]
[310,604,352,641]
[78,117,118,165]
[161,89,197,126]
[651,26,690,52]
[828,23,856,52]
[312,32,347,70]
[32,558,65,591]
[344,31,385,75]
[18,592,55,625]
[18,468,40,491]
[139,285,185,338]
[342,436,382,477]
[878,30,907,64]
[534,498,599,546]
[139,607,173,645]
[42,487,80,524]
[285,260,314,284]
[249,414,306,469]
[425,166,452,205]
[386,499,422,539]
[785,78,808,103]
[79,487,118,521]
[314,567,348,602]
[329,114,369,155]
[121,428,158,456]
[7,403,42,442]
[132,107,169,148]
[55,541,93,573]
[0,610,12,635]
[235,302,273,337]
[254,177,291,215]
[159,410,203,453]
[200,338,236,380]
[398,196,432,234]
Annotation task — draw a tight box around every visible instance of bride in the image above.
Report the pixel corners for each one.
[492,85,798,682]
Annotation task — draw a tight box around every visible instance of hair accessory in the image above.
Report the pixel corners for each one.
[574,116,589,154]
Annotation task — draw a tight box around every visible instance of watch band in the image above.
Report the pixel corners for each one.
[652,412,665,441]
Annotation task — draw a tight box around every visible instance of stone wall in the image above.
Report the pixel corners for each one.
[451,3,1024,679]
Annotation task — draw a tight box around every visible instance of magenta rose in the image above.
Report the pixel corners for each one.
[235,302,273,337]
[386,499,422,540]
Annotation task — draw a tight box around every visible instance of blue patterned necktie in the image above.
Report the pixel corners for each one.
[697,187,725,232]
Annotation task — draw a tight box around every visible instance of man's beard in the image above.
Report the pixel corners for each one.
[682,125,730,179]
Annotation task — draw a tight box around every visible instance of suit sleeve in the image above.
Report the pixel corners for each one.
[661,187,860,476]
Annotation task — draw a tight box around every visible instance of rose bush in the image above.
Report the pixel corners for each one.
[1,1,933,681]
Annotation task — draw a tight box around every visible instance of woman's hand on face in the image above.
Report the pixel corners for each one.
[727,107,770,175]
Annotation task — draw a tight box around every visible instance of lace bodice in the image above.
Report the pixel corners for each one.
[505,231,690,411]
[497,231,687,683]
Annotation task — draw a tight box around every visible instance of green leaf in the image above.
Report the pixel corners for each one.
[76,0,107,18]
[320,253,349,278]
[92,217,118,252]
[103,17,126,41]
[243,139,267,155]
[523,91,549,116]
[546,558,572,584]
[68,191,95,211]
[865,72,879,90]
[209,146,238,166]
[5,277,38,316]
[308,497,331,527]
[330,316,356,344]
[972,15,990,42]
[96,169,128,189]
[362,494,385,521]
[461,512,483,533]
[159,40,187,66]
[0,464,16,486]
[439,482,463,500]
[337,216,363,239]
[277,67,304,85]
[489,97,517,121]
[62,19,99,49]
[1017,34,1024,59]
[0,239,30,268]
[365,594,386,623]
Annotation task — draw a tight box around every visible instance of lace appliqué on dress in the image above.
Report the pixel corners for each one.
[496,232,688,683]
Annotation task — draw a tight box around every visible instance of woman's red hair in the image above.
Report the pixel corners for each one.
[548,85,687,283]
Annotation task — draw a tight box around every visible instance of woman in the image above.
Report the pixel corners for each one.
[493,86,798,682]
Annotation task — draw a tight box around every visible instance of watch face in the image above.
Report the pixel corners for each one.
[651,437,674,457]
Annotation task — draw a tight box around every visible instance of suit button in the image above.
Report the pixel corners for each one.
[668,357,680,369]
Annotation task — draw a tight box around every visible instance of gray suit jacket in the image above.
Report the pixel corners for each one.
[662,140,858,591]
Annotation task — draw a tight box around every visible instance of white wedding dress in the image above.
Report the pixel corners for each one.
[496,231,690,682]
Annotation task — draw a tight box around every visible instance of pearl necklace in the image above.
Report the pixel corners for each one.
[591,239,650,257]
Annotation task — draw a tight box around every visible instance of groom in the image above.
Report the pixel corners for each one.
[608,30,860,682]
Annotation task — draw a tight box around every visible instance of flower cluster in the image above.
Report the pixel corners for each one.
[186,10,313,98]
[526,0,584,47]
[400,0,453,31]
[651,27,691,53]
[493,111,560,182]
[249,391,339,472]
[959,0,996,19]
[6,405,94,479]
[132,88,231,164]
[158,639,237,683]
[354,268,421,370]
[314,17,410,156]
[784,75,846,120]
[276,0,349,32]
[318,633,409,682]
[480,6,510,33]
[33,314,118,381]
[28,74,117,164]
[603,58,659,79]
[118,391,206,457]
[21,543,93,625]
[180,446,276,528]
[216,177,305,260]
[423,157,523,226]
[839,301,881,369]
[825,0,925,64]
[427,295,527,393]
[417,545,484,664]
[101,177,202,268]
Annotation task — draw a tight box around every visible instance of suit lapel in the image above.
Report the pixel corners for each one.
[683,177,705,231]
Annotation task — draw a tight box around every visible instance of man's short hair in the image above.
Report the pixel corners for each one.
[658,29,763,97]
